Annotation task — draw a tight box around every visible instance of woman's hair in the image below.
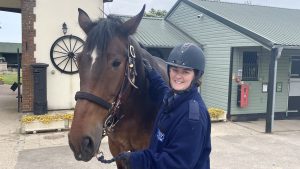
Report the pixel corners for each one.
[194,70,203,87]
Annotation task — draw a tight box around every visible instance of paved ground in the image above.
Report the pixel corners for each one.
[1,84,300,169]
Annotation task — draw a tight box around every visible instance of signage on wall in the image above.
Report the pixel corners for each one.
[276,82,282,92]
[237,69,243,77]
[262,83,268,93]
[262,82,282,93]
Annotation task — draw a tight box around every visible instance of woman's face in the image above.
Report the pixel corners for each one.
[169,66,195,91]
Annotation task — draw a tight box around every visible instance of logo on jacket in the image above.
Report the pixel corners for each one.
[156,129,165,142]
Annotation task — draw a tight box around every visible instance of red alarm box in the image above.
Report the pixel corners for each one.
[237,84,249,108]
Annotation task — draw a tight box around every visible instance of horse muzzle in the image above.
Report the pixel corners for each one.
[69,134,101,162]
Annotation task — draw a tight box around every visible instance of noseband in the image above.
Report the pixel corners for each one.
[75,40,138,135]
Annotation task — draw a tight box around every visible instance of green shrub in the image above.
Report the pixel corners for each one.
[1,72,18,85]
[208,108,225,119]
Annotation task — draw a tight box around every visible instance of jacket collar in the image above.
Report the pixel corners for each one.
[163,86,198,113]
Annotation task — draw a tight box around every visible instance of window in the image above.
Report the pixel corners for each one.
[291,58,300,78]
[242,52,258,81]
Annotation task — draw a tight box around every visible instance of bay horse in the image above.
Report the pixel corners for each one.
[68,5,168,169]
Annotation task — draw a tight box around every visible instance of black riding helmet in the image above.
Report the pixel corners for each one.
[166,43,205,90]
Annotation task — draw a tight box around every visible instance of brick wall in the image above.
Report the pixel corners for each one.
[21,0,36,112]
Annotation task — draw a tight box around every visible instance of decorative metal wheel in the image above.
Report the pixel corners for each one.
[50,35,84,74]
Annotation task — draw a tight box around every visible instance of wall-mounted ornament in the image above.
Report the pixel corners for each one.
[50,35,84,74]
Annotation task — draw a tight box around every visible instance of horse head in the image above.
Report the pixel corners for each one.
[68,6,146,162]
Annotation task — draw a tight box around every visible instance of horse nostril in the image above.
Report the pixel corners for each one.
[81,137,94,156]
[77,154,82,160]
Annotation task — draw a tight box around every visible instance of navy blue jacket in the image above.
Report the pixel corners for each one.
[129,70,211,169]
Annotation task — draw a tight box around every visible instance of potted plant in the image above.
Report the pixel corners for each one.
[0,76,4,85]
[208,108,227,122]
[20,112,74,133]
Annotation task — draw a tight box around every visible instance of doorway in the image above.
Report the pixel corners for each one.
[288,56,300,112]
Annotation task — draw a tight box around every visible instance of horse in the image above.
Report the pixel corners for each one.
[68,5,168,169]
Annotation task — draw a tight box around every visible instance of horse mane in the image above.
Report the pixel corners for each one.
[84,15,124,54]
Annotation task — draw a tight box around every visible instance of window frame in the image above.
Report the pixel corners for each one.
[242,51,259,81]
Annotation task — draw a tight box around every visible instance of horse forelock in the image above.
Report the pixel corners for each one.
[84,15,124,57]
[76,15,126,78]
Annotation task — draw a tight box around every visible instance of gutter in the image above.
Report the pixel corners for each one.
[265,46,283,133]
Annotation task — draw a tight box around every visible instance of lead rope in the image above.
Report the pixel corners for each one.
[97,152,117,163]
[97,151,125,163]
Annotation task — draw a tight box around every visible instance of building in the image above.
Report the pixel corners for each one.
[0,0,104,112]
[1,0,299,120]
[0,42,22,70]
[134,0,300,120]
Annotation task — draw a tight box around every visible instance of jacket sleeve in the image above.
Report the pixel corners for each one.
[147,70,170,105]
[129,111,210,169]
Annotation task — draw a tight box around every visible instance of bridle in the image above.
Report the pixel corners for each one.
[74,39,138,136]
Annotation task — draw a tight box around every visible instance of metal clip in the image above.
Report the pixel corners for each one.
[129,45,136,58]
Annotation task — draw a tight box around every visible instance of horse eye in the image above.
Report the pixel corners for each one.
[112,60,121,67]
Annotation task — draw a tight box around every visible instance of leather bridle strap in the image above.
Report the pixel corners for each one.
[75,91,112,110]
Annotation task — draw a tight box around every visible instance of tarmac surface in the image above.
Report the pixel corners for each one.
[1,84,300,169]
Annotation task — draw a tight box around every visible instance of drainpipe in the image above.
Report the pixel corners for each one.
[227,47,234,119]
[265,46,283,133]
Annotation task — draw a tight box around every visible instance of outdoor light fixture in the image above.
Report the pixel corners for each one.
[62,22,68,35]
[197,14,204,19]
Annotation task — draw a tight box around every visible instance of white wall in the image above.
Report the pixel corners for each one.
[34,0,102,110]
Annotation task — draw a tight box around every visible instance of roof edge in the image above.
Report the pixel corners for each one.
[276,45,300,50]
[165,0,182,19]
[0,7,21,13]
[165,19,203,49]
[182,0,274,48]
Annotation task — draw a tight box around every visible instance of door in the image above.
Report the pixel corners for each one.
[288,57,300,112]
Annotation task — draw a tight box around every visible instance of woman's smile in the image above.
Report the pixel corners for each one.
[169,66,195,91]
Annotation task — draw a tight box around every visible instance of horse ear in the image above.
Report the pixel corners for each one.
[78,8,93,34]
[121,4,145,35]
